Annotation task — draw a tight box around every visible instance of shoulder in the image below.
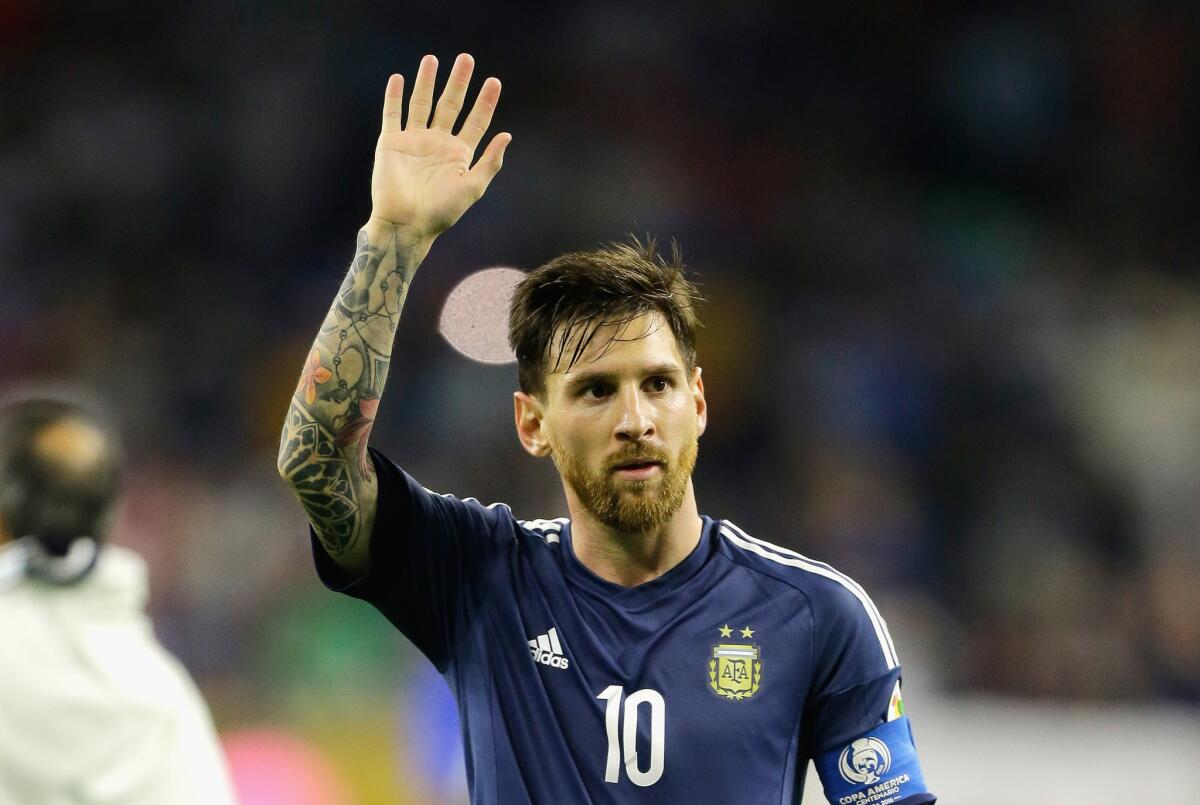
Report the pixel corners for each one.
[406,472,518,537]
[410,476,570,554]
[516,516,569,546]
[372,449,562,557]
[372,448,517,533]
[421,484,516,520]
[714,519,899,669]
[714,519,862,604]
[422,486,570,543]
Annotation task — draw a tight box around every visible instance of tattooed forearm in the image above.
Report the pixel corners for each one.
[278,403,359,553]
[278,223,427,563]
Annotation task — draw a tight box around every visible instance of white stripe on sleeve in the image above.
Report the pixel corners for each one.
[719,523,898,669]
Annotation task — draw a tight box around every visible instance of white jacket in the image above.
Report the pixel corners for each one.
[0,542,237,805]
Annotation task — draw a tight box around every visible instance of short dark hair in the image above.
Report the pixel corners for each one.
[0,398,122,554]
[508,235,703,397]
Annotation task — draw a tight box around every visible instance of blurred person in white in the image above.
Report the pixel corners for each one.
[0,397,235,805]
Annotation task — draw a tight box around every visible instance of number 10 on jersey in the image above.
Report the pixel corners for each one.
[596,685,665,786]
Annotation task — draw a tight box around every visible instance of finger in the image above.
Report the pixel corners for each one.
[380,74,404,134]
[467,132,512,198]
[457,76,501,152]
[405,54,438,129]
[431,53,475,132]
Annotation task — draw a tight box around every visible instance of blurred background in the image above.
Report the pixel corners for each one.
[2,1,1198,802]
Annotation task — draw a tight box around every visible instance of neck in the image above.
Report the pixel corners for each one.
[565,481,703,588]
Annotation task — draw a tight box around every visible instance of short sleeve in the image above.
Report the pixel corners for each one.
[804,579,901,750]
[310,447,512,671]
[804,579,935,803]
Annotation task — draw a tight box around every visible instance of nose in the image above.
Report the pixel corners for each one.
[614,385,655,442]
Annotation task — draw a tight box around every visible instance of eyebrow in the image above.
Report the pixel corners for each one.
[562,362,683,392]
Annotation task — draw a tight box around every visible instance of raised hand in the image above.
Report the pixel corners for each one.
[370,53,511,244]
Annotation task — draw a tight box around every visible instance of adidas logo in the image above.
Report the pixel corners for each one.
[528,627,570,670]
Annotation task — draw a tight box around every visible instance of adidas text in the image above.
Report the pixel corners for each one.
[531,648,570,669]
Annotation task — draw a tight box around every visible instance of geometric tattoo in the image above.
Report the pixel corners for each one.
[278,403,360,553]
[277,226,418,558]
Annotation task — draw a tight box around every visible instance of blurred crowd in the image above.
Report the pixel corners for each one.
[2,0,1198,799]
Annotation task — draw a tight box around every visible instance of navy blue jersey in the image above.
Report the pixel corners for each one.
[314,450,935,804]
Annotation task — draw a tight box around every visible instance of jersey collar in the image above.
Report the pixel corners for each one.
[558,515,720,610]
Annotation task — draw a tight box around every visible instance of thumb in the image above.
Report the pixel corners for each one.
[467,132,512,198]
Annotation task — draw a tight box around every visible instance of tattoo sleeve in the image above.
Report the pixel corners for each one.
[278,224,427,567]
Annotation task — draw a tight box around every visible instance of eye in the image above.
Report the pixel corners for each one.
[645,376,670,393]
[581,381,611,400]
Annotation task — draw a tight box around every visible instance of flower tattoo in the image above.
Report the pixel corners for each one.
[298,349,333,405]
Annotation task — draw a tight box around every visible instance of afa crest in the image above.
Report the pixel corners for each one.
[708,643,762,701]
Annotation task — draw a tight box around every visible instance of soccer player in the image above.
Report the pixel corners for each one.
[0,398,236,804]
[278,53,936,804]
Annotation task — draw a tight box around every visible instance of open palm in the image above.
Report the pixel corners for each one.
[371,54,511,242]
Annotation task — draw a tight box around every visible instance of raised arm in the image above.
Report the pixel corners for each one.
[277,53,511,575]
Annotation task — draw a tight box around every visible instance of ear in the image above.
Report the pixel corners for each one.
[691,366,707,437]
[514,391,552,457]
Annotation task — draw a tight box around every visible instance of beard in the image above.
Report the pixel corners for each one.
[551,436,699,534]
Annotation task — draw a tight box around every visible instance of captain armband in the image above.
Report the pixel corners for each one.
[815,716,931,805]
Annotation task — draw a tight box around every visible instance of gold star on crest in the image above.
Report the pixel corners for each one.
[740,626,755,638]
[718,624,733,638]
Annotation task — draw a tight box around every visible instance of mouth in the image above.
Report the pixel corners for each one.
[611,459,664,480]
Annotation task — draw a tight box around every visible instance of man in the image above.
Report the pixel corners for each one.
[0,398,236,805]
[279,53,936,803]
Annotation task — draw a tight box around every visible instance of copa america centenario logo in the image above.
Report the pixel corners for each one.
[838,737,891,785]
